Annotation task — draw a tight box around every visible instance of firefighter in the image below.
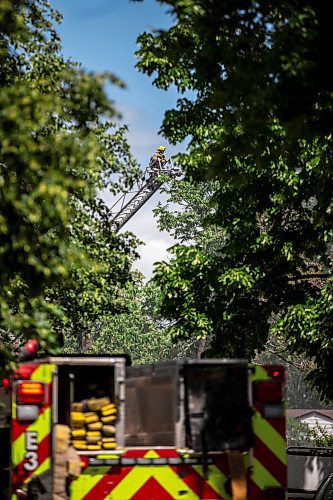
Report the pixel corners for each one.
[27,425,81,499]
[149,145,168,172]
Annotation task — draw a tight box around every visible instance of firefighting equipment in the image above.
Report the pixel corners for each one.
[102,437,116,443]
[87,444,101,450]
[101,403,117,416]
[101,414,116,424]
[71,397,111,413]
[102,441,117,449]
[72,428,86,439]
[72,440,86,450]
[86,431,101,444]
[86,436,99,444]
[70,397,117,450]
[101,437,117,449]
[10,358,287,498]
[87,397,111,412]
[71,401,84,412]
[71,412,85,427]
[84,412,99,424]
[87,421,102,431]
[102,425,116,436]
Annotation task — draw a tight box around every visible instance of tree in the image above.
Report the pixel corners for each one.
[286,418,311,447]
[156,180,333,406]
[287,418,333,447]
[136,1,333,399]
[68,274,200,364]
[0,0,139,371]
[155,178,224,254]
[307,423,333,448]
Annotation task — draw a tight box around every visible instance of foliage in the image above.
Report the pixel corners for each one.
[287,418,333,447]
[307,422,333,448]
[286,418,311,447]
[155,178,226,255]
[137,0,333,399]
[0,0,139,370]
[65,274,201,364]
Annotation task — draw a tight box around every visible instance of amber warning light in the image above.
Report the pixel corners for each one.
[17,381,45,405]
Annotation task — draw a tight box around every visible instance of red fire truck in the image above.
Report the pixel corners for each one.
[0,350,287,499]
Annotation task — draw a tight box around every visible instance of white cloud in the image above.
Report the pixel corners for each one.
[133,237,174,278]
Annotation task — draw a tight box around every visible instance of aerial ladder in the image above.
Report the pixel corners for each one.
[110,158,180,231]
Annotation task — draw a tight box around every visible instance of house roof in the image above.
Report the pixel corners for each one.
[287,409,333,421]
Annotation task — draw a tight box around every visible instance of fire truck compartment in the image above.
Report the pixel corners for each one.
[54,356,127,450]
[125,359,254,451]
[125,364,177,447]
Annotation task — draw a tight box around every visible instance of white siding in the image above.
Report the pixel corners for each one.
[299,413,333,435]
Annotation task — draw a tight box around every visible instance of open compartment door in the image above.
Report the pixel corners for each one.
[125,364,179,447]
[55,356,127,451]
[183,359,254,452]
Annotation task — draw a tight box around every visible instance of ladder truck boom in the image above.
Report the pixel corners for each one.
[110,159,180,232]
[110,177,163,231]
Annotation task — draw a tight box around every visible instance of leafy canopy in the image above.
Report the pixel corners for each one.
[75,274,201,365]
[137,0,333,399]
[0,0,139,368]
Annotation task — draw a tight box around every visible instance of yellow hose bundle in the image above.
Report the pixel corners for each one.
[72,440,87,450]
[87,431,101,439]
[101,403,117,416]
[102,425,116,436]
[71,428,86,439]
[71,412,85,427]
[84,412,99,424]
[71,402,84,412]
[87,444,101,450]
[86,435,100,444]
[102,437,116,443]
[87,397,111,412]
[101,415,116,424]
[87,421,102,431]
[102,441,117,450]
[70,397,117,451]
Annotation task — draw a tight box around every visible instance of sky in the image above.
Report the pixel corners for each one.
[52,0,184,277]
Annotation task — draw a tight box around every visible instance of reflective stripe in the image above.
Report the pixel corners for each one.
[73,450,231,499]
[251,364,287,494]
[12,406,51,467]
[253,412,287,465]
[71,467,111,500]
[112,464,192,499]
[31,364,54,384]
[251,365,270,382]
[193,464,229,498]
[11,363,55,490]
[144,450,160,458]
[24,457,51,483]
[252,457,280,490]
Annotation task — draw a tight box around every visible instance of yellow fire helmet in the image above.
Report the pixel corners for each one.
[157,145,166,151]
